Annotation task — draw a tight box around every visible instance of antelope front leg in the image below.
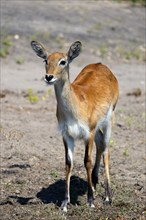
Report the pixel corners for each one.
[84,136,95,208]
[61,136,74,212]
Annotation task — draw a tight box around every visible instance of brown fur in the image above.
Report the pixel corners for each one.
[71,63,119,128]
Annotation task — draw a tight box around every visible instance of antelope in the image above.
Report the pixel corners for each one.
[31,40,119,212]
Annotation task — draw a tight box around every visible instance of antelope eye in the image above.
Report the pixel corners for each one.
[59,60,66,66]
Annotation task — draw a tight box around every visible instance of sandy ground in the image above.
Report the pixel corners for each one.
[0,1,145,219]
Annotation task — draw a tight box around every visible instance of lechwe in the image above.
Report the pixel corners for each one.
[31,41,119,212]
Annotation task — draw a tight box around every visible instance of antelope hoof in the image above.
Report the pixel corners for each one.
[60,200,68,213]
[88,198,95,208]
[92,185,96,192]
[103,197,112,205]
[88,202,95,208]
[61,206,67,213]
[90,203,95,208]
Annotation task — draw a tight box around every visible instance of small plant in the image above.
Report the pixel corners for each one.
[113,0,146,5]
[0,35,12,58]
[87,22,103,33]
[123,148,129,156]
[124,115,135,128]
[0,48,9,58]
[0,124,3,130]
[141,112,145,119]
[26,88,39,103]
[117,46,145,61]
[50,170,59,178]
[99,44,108,58]
[30,32,50,41]
[43,32,50,41]
[15,57,25,65]
[94,22,102,31]
[2,36,12,47]
[110,139,114,147]
[30,32,40,41]
[41,89,52,100]
[26,88,52,103]
[117,108,124,113]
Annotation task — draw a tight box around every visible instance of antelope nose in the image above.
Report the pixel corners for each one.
[45,74,54,82]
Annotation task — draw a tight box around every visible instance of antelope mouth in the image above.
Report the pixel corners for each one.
[44,74,57,84]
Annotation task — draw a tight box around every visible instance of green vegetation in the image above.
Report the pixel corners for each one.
[42,31,50,41]
[123,148,129,156]
[26,88,39,103]
[50,170,59,178]
[113,0,146,5]
[30,31,66,50]
[117,46,145,61]
[87,22,103,33]
[99,44,108,58]
[41,89,52,100]
[110,139,114,147]
[117,108,124,114]
[141,112,145,119]
[0,35,12,58]
[0,47,9,58]
[124,115,135,128]
[30,31,50,42]
[2,36,12,47]
[26,88,52,103]
[94,23,103,31]
[15,57,25,65]
[30,32,40,41]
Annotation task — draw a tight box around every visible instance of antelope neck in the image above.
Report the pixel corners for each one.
[54,71,73,111]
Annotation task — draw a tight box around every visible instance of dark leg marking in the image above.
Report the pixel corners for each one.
[92,129,104,190]
[84,137,94,207]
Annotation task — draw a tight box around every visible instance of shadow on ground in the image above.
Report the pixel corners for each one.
[3,176,87,207]
[37,175,87,206]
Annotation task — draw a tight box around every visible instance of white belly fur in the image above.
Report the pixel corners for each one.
[59,120,89,140]
[59,105,113,140]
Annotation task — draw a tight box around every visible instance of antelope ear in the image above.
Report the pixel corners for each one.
[67,41,82,63]
[31,41,48,60]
